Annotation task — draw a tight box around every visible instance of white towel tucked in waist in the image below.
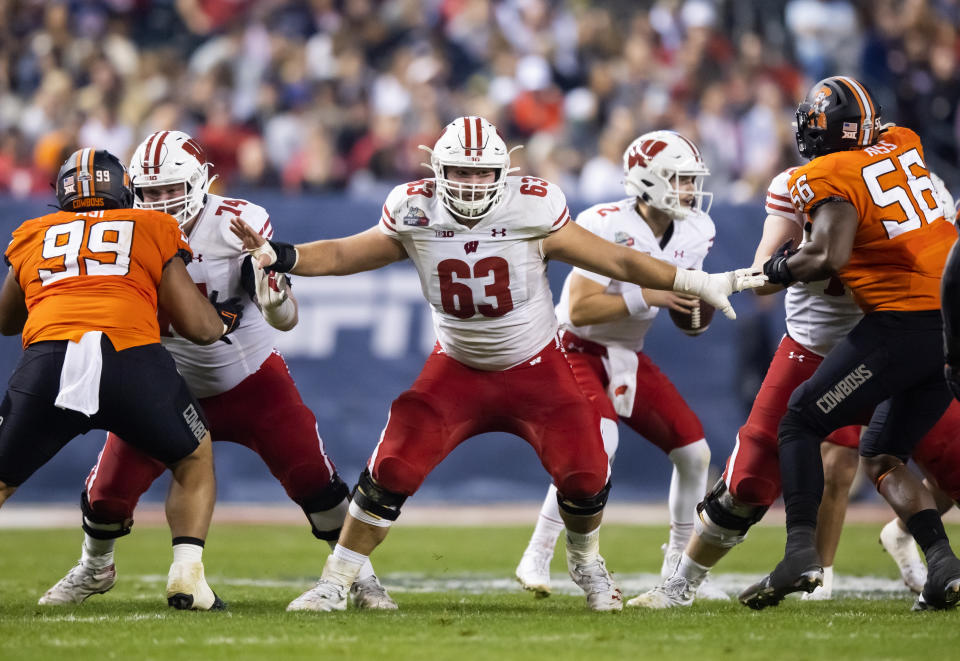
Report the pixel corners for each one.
[602,345,639,418]
[54,330,104,416]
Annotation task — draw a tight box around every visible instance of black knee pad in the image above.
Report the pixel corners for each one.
[351,468,407,522]
[699,478,768,534]
[299,473,350,541]
[557,480,611,516]
[81,491,133,540]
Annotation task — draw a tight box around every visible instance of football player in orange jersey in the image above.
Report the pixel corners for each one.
[0,148,243,611]
[740,76,960,611]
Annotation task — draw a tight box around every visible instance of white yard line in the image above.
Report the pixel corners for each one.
[4,502,956,529]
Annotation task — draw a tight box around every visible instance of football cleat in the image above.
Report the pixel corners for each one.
[515,546,554,598]
[913,555,960,611]
[287,578,348,612]
[801,566,834,601]
[696,573,730,601]
[38,561,116,605]
[739,549,823,610]
[166,561,226,611]
[627,575,696,609]
[350,574,398,610]
[879,519,926,594]
[567,555,623,612]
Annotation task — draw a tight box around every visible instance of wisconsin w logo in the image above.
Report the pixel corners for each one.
[464,241,479,254]
[627,139,668,169]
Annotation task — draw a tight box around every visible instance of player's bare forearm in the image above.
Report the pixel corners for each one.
[544,222,677,290]
[291,229,407,276]
[158,258,224,345]
[0,269,27,336]
[568,292,629,327]
[784,201,856,283]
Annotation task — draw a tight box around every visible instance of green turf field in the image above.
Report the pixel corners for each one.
[1,522,959,660]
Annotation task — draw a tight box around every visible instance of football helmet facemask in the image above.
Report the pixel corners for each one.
[623,130,712,219]
[128,130,213,227]
[420,116,519,220]
[795,76,882,159]
[56,148,133,212]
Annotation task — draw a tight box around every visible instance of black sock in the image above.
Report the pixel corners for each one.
[172,536,205,548]
[906,509,948,555]
[778,411,824,531]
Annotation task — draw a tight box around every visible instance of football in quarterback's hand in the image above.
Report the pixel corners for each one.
[669,300,715,336]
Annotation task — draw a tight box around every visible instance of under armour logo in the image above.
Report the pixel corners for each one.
[674,249,684,259]
[195,254,203,262]
[491,228,506,237]
[464,241,479,254]
[529,356,542,366]
[788,351,805,362]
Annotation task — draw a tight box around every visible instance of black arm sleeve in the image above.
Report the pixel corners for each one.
[941,238,960,363]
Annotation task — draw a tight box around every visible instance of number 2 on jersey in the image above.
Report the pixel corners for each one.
[39,218,134,286]
[438,257,514,318]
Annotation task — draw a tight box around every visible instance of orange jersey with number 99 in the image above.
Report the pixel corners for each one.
[787,126,954,313]
[4,208,192,350]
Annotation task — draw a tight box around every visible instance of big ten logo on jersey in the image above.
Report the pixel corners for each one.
[272,265,436,359]
[435,229,455,238]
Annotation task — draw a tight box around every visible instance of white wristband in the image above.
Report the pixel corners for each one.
[621,288,650,315]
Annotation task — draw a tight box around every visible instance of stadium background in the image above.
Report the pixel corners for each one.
[0,0,957,504]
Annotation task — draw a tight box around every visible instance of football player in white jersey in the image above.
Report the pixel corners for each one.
[38,131,396,611]
[631,166,960,608]
[230,116,765,613]
[514,130,727,602]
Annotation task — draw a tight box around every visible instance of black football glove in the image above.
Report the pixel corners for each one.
[762,239,799,286]
[209,290,243,344]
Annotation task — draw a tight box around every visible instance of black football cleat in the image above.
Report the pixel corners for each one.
[913,557,960,611]
[739,549,823,610]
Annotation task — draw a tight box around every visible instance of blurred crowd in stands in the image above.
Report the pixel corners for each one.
[1,0,958,203]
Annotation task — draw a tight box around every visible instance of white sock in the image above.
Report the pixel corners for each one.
[324,545,367,587]
[667,440,710,551]
[565,527,601,565]
[676,553,710,588]
[528,485,565,552]
[326,539,375,580]
[81,534,115,568]
[172,542,203,564]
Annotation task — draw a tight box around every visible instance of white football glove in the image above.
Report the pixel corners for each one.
[252,260,297,330]
[672,268,767,320]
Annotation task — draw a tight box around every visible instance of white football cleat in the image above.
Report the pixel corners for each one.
[567,555,622,611]
[515,546,553,597]
[350,575,398,610]
[287,578,348,612]
[38,561,116,605]
[695,573,730,601]
[880,519,926,594]
[627,575,696,609]
[166,561,225,610]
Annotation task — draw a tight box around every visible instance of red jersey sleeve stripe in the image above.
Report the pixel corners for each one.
[552,206,570,227]
[381,204,397,227]
[768,192,792,204]
[765,201,796,215]
[380,217,398,233]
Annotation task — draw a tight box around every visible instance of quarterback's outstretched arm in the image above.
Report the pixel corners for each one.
[231,219,408,275]
[543,221,764,320]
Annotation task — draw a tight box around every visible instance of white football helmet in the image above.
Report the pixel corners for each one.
[623,130,712,219]
[420,116,519,220]
[128,130,213,227]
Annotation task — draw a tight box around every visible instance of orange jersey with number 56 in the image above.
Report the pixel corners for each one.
[787,126,954,313]
[4,208,192,350]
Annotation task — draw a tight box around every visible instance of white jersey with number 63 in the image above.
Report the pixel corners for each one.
[379,176,571,370]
